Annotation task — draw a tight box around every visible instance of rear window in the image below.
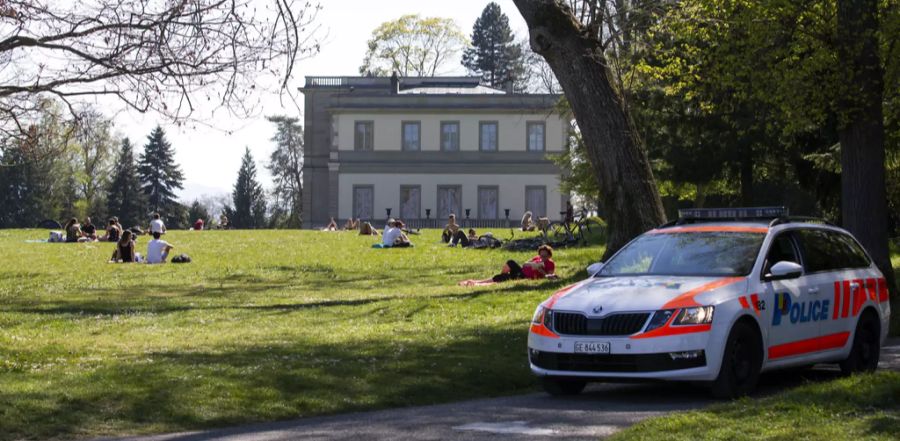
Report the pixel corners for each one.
[795,229,871,272]
[597,232,765,277]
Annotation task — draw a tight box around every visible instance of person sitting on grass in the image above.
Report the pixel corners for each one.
[382,219,411,247]
[100,218,121,242]
[193,218,204,230]
[64,218,89,243]
[448,227,476,247]
[458,244,557,286]
[115,230,136,263]
[441,214,460,243]
[149,213,166,235]
[147,232,174,264]
[81,217,98,241]
[521,211,536,231]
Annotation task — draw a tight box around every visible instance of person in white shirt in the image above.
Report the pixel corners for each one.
[381,220,411,247]
[147,232,174,264]
[149,213,166,235]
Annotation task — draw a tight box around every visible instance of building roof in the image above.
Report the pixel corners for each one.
[399,85,505,95]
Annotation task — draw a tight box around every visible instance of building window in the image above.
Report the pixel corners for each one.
[478,186,499,219]
[525,186,547,218]
[353,185,374,219]
[437,185,462,219]
[479,121,498,151]
[441,121,460,151]
[402,121,420,151]
[400,185,421,219]
[526,122,545,152]
[354,121,374,151]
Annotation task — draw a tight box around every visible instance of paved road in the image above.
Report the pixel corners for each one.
[102,339,900,441]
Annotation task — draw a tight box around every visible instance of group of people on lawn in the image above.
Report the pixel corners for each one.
[322,211,559,285]
[62,213,174,264]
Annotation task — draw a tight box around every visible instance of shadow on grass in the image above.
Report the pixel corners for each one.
[0,326,536,441]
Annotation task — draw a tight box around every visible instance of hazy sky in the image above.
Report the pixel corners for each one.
[111,0,528,202]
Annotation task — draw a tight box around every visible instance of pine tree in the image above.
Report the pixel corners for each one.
[461,2,526,90]
[137,126,184,217]
[106,138,147,227]
[266,115,304,228]
[231,147,267,229]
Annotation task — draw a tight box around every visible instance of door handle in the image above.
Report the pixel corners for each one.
[808,287,820,295]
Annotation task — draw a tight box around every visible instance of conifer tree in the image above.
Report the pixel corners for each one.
[137,126,184,217]
[106,138,147,227]
[462,2,526,90]
[230,148,267,229]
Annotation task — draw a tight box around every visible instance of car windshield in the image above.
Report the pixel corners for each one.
[596,231,766,277]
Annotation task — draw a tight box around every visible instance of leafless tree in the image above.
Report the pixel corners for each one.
[0,0,322,159]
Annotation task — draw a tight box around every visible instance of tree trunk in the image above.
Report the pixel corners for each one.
[836,0,897,300]
[513,0,666,259]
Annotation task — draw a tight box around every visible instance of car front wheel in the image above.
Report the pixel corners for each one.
[710,320,762,399]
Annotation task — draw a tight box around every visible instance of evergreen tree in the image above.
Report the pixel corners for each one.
[231,147,267,229]
[106,138,147,227]
[266,115,304,228]
[462,2,526,90]
[137,125,184,218]
[188,200,211,225]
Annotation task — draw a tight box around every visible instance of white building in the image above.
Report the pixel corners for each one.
[301,75,568,227]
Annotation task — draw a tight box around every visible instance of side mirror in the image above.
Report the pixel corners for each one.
[766,261,803,281]
[587,262,604,276]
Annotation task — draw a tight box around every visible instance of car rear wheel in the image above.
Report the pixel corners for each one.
[540,377,587,396]
[710,321,762,399]
[839,311,880,375]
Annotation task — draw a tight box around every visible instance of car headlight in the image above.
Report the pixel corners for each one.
[531,305,553,328]
[645,309,676,332]
[673,306,715,325]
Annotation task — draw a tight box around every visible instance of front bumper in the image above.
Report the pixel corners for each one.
[528,327,724,381]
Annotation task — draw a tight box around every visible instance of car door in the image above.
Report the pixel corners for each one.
[760,231,823,364]
[792,229,862,359]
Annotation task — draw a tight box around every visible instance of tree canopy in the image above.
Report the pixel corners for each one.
[359,14,466,77]
[462,2,527,90]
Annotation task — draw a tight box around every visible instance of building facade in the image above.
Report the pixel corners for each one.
[301,75,567,228]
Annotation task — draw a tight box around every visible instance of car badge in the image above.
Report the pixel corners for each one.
[592,305,603,314]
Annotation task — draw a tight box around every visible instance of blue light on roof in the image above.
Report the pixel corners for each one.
[678,207,788,219]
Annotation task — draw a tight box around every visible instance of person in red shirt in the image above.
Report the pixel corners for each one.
[193,218,204,230]
[458,245,557,286]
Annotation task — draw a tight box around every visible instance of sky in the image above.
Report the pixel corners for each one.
[112,0,529,203]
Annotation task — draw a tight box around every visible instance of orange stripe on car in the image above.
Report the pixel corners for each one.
[738,296,750,309]
[661,277,746,309]
[749,293,761,315]
[544,283,580,309]
[530,323,559,339]
[649,226,769,234]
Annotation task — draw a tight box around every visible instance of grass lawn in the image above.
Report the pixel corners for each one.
[0,228,603,440]
[610,371,900,441]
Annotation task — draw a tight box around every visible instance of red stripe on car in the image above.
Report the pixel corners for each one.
[833,281,841,320]
[768,332,850,360]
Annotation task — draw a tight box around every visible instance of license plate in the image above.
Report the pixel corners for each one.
[574,341,610,354]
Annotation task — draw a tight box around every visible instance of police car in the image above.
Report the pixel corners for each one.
[528,207,891,398]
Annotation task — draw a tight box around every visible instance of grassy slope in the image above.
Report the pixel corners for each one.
[0,228,603,440]
[610,372,900,441]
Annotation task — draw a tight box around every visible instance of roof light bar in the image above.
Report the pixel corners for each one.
[678,206,788,220]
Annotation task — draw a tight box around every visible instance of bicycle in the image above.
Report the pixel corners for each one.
[546,211,594,246]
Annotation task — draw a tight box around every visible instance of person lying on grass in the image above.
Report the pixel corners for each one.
[359,221,378,236]
[343,217,360,231]
[382,220,412,247]
[447,228,477,247]
[458,244,557,286]
[322,217,338,231]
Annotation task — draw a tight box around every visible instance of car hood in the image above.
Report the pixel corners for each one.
[546,275,747,315]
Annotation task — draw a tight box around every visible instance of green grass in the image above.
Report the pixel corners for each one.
[610,371,900,441]
[0,228,603,440]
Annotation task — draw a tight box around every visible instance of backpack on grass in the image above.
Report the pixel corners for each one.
[170,254,192,263]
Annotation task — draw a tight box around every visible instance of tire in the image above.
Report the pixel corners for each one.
[540,377,587,396]
[839,311,880,375]
[710,320,762,399]
[547,222,568,243]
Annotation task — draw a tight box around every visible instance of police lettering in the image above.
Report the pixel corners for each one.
[772,292,830,326]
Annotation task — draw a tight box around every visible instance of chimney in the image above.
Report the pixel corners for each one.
[390,71,400,94]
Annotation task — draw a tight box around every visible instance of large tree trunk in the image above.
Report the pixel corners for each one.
[836,0,897,301]
[513,0,666,259]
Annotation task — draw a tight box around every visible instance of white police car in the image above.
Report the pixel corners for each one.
[528,207,891,398]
